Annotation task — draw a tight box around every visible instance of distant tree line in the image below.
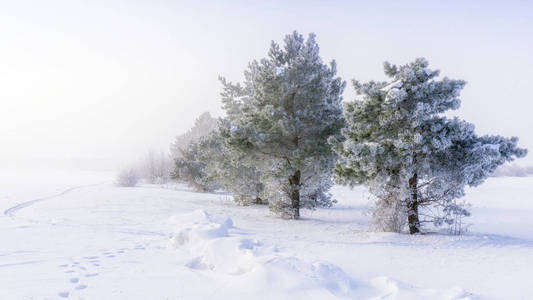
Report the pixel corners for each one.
[116,150,172,187]
[491,163,533,177]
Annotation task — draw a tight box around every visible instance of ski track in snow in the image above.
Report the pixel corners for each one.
[2,182,109,298]
[3,183,101,219]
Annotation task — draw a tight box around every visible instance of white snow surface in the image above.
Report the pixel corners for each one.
[1,170,532,299]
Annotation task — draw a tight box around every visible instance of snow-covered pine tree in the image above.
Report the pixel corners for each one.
[333,58,527,234]
[172,141,218,192]
[219,31,345,218]
[170,111,218,191]
[171,112,218,159]
[197,123,265,205]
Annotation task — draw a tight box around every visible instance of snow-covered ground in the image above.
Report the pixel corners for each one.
[1,171,532,299]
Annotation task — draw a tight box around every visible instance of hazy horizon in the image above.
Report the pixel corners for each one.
[1,0,532,170]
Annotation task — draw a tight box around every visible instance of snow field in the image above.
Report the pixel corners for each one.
[1,172,532,299]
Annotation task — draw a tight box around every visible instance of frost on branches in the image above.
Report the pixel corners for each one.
[171,112,219,192]
[172,141,218,192]
[219,31,345,219]
[197,124,265,205]
[171,112,218,159]
[333,58,527,234]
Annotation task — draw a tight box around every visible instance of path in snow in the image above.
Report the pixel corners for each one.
[4,183,101,219]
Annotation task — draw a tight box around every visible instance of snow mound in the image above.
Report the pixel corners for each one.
[256,257,355,297]
[169,210,357,298]
[169,210,475,299]
[169,209,233,247]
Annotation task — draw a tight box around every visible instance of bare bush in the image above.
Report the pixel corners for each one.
[139,149,172,184]
[115,166,140,187]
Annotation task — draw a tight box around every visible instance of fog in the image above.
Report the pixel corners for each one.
[1,0,532,171]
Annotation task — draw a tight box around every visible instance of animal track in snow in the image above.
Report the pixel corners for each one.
[58,291,69,298]
[55,246,136,298]
[55,246,130,296]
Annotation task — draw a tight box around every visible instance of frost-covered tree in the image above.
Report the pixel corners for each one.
[171,112,218,159]
[219,31,345,218]
[139,149,172,184]
[333,58,527,234]
[172,141,218,192]
[197,124,265,205]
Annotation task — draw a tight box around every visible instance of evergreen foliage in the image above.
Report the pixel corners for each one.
[197,124,265,205]
[172,141,218,192]
[219,31,345,218]
[171,112,218,159]
[333,58,527,233]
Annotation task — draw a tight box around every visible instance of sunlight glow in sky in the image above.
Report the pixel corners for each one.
[1,0,532,169]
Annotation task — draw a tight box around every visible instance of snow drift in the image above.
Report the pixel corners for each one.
[168,209,474,300]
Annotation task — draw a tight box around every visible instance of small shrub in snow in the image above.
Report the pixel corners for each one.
[115,166,140,187]
[367,183,407,233]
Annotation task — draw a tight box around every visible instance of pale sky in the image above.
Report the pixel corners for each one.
[1,0,532,169]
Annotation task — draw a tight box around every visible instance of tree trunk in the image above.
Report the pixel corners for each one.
[408,173,420,234]
[288,170,301,219]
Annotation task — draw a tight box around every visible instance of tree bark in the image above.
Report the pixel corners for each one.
[408,173,420,234]
[288,170,301,219]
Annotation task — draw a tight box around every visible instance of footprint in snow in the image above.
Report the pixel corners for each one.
[58,291,69,298]
[85,273,99,277]
[70,277,79,283]
[75,284,88,290]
